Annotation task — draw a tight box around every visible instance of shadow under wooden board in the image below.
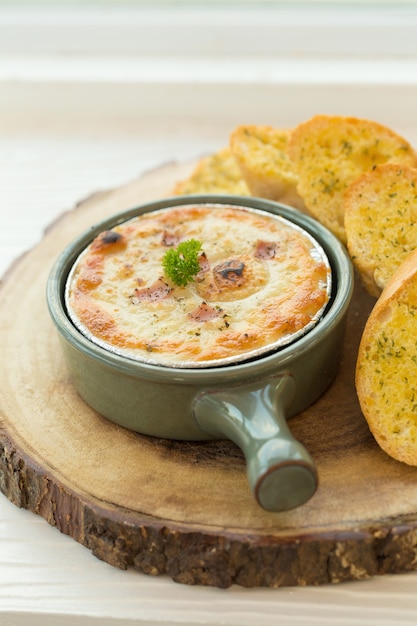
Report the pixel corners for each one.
[1,160,417,590]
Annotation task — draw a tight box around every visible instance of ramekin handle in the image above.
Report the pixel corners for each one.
[193,375,318,512]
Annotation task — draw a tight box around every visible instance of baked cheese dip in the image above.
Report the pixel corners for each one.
[65,204,331,367]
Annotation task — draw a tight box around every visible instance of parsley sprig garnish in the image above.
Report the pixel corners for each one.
[162,239,202,287]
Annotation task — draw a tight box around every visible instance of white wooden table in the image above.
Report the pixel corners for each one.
[2,4,417,624]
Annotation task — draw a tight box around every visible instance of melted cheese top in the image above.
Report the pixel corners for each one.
[65,204,331,367]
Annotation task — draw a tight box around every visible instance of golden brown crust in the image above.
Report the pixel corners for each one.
[229,125,305,210]
[356,246,417,465]
[288,115,417,243]
[344,163,417,297]
[172,147,249,196]
[66,204,330,366]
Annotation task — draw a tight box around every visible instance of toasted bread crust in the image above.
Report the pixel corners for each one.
[288,115,417,243]
[344,163,417,297]
[229,125,305,210]
[356,247,417,465]
[172,147,249,196]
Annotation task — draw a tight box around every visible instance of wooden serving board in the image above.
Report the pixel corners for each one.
[2,161,417,589]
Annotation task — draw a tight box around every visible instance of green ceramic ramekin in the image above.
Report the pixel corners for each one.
[46,194,354,513]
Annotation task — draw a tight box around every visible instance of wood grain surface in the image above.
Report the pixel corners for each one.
[2,161,417,589]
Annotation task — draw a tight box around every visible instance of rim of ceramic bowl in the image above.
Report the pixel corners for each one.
[46,194,354,384]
